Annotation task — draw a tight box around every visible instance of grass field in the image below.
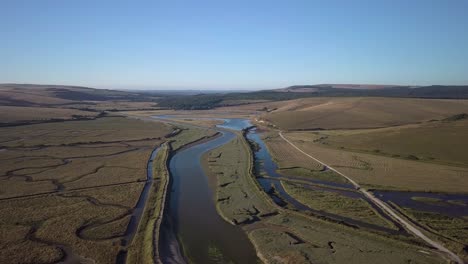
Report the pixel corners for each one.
[0,116,172,263]
[282,182,394,228]
[0,84,154,107]
[295,119,468,167]
[248,212,442,264]
[262,97,468,130]
[0,106,99,123]
[203,135,274,224]
[262,132,350,184]
[389,203,468,262]
[169,126,218,151]
[262,132,324,171]
[282,131,468,193]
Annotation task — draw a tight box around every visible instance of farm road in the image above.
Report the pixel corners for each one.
[279,131,463,264]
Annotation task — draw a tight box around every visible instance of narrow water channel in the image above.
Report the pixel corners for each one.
[159,118,257,264]
[244,127,468,222]
[374,190,468,218]
[117,146,161,263]
[244,128,403,233]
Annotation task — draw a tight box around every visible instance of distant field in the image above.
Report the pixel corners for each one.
[0,84,151,106]
[262,97,468,130]
[307,119,468,167]
[0,84,163,124]
[0,116,172,263]
[0,106,98,123]
[282,131,468,193]
[0,116,172,147]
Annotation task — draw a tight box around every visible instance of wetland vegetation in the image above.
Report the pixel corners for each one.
[1,84,467,263]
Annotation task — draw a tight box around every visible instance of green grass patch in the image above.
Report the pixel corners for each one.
[282,182,395,229]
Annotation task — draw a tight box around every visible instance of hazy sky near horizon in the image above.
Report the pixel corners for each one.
[2,0,468,90]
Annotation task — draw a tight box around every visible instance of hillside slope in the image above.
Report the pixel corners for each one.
[262,97,468,130]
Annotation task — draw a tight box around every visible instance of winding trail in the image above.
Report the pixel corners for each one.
[279,131,463,264]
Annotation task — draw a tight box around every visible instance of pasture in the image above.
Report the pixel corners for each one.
[298,119,468,167]
[262,97,468,130]
[282,131,468,193]
[0,106,99,124]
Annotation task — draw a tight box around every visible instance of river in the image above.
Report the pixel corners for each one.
[154,116,468,263]
[158,118,257,264]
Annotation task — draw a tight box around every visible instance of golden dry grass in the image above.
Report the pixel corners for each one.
[283,132,468,193]
[304,120,468,167]
[0,87,72,105]
[0,106,98,123]
[262,132,323,171]
[63,101,158,111]
[263,97,468,130]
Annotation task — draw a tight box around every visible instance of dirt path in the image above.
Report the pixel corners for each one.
[279,131,463,264]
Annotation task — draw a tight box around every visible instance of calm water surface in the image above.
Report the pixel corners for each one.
[158,117,257,264]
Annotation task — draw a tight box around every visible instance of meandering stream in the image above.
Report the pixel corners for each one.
[153,116,468,263]
[158,118,257,264]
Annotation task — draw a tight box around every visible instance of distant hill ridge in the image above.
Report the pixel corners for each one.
[2,83,468,110]
[271,84,468,99]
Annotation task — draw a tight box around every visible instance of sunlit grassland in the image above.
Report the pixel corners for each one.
[262,132,324,171]
[282,131,468,193]
[263,97,468,130]
[301,119,468,167]
[262,132,349,184]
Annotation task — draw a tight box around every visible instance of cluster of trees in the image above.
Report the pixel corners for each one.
[156,95,224,110]
[156,91,318,110]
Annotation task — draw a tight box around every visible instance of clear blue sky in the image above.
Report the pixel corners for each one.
[2,0,468,90]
